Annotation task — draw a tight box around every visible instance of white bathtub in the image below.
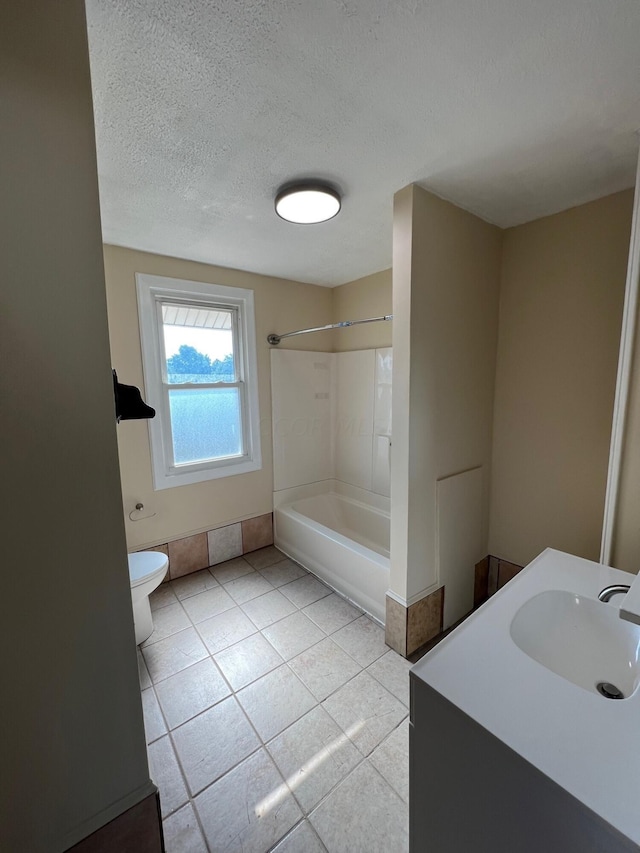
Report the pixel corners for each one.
[274,488,390,624]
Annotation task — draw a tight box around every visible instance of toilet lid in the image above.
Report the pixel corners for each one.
[128,551,169,587]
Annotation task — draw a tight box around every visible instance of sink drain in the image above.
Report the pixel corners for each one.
[596,682,625,700]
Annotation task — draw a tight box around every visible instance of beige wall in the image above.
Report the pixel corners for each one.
[391,185,502,601]
[489,190,633,568]
[104,245,333,550]
[332,269,392,351]
[1,4,152,850]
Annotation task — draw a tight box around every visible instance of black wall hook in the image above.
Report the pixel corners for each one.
[113,370,155,422]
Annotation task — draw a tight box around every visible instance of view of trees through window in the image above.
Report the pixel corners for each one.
[167,344,235,383]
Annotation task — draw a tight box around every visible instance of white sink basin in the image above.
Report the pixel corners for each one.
[510,589,640,698]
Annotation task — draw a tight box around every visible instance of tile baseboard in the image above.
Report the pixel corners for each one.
[134,512,274,582]
[386,554,524,661]
[474,555,524,607]
[385,586,444,658]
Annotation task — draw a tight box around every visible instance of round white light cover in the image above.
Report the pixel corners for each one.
[275,186,340,223]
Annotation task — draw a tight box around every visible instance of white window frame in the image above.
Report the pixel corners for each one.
[136,273,262,490]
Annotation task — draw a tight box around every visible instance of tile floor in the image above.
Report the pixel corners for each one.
[138,546,411,853]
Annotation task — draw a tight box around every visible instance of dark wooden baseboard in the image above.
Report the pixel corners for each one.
[67,791,164,853]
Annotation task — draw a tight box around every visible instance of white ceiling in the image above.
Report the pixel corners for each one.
[86,0,640,287]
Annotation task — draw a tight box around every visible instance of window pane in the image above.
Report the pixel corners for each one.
[169,387,242,464]
[162,303,235,383]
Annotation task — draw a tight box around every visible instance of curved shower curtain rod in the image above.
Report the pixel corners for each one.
[267,314,393,345]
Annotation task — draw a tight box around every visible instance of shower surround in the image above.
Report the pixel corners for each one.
[271,348,391,622]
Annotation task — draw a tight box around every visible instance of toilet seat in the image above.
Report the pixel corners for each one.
[128,551,169,588]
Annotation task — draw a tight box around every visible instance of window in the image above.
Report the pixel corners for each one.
[136,273,262,489]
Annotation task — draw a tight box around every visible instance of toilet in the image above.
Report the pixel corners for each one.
[128,551,169,644]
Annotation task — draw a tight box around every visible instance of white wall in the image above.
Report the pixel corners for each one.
[373,348,393,497]
[436,467,484,628]
[271,348,392,497]
[271,350,334,491]
[335,351,376,491]
[1,3,151,850]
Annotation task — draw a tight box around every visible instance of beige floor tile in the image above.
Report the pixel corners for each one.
[322,671,407,757]
[141,602,192,647]
[331,615,388,667]
[194,748,302,853]
[243,545,287,570]
[224,571,274,604]
[196,606,256,655]
[172,696,260,795]
[149,584,178,611]
[309,761,408,853]
[366,649,412,708]
[142,627,208,684]
[267,706,360,812]
[237,664,316,742]
[369,719,409,803]
[147,736,189,819]
[141,687,167,744]
[154,658,231,730]
[241,589,296,629]
[162,804,208,853]
[303,594,363,634]
[258,558,307,588]
[214,633,283,691]
[273,821,328,853]
[180,585,235,624]
[263,611,325,661]
[210,556,254,583]
[137,648,152,690]
[289,638,361,702]
[281,575,332,609]
[170,569,219,600]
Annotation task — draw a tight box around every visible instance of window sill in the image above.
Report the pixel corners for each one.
[152,457,262,490]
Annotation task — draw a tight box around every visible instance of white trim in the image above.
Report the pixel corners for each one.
[135,273,262,490]
[385,584,440,609]
[600,145,640,565]
[385,588,408,608]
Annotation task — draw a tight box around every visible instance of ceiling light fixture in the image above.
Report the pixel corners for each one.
[275,182,341,224]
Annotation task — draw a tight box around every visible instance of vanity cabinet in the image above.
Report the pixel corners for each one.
[409,548,640,853]
[410,676,637,852]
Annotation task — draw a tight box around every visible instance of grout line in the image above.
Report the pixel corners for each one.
[364,751,409,804]
[278,814,330,853]
[186,800,213,853]
[162,801,212,853]
[142,547,409,851]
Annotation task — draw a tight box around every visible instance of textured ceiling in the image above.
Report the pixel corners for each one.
[86,0,640,286]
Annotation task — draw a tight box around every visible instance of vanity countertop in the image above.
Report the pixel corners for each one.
[411,548,640,846]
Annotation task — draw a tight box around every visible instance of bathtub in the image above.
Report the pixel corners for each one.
[274,487,390,624]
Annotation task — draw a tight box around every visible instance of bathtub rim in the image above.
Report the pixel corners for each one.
[273,478,390,514]
[287,492,390,559]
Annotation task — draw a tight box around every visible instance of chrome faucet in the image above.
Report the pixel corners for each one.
[598,584,631,603]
